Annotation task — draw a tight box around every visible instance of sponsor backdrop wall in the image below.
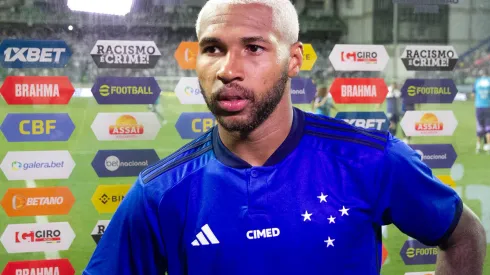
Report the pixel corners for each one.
[0,1,489,275]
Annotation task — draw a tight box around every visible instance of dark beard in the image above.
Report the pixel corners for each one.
[200,71,289,135]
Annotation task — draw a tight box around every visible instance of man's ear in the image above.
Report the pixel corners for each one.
[288,41,303,78]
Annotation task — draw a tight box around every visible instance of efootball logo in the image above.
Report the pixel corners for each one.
[401,45,458,71]
[90,40,161,69]
[0,39,72,68]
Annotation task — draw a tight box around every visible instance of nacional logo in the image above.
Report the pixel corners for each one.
[0,222,75,253]
[0,76,75,105]
[91,184,132,214]
[409,144,457,169]
[174,77,205,105]
[328,44,389,71]
[401,111,457,137]
[290,77,316,104]
[91,149,160,177]
[401,79,458,104]
[91,112,161,141]
[91,76,161,105]
[400,239,438,265]
[0,151,75,181]
[401,45,458,71]
[329,78,388,104]
[1,187,75,217]
[0,113,75,142]
[175,112,217,139]
[335,112,389,131]
[0,39,72,68]
[90,40,161,68]
[91,220,110,244]
[0,259,75,275]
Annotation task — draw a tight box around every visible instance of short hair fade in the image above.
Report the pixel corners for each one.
[195,0,300,45]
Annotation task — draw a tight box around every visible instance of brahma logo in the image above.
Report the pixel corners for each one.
[0,76,75,105]
[1,187,75,217]
[0,39,72,68]
[0,222,75,253]
[90,40,161,69]
[0,151,75,181]
[329,44,389,71]
[91,112,161,141]
[330,78,388,104]
[401,111,457,137]
[0,259,75,275]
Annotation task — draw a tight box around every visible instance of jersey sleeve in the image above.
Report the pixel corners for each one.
[83,177,167,275]
[373,136,463,246]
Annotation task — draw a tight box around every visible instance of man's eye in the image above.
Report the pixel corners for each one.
[247,45,264,53]
[203,46,221,54]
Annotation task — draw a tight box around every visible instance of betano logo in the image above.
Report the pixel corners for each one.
[91,112,161,141]
[109,115,144,136]
[1,187,75,217]
[174,42,199,70]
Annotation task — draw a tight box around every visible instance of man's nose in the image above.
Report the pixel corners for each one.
[216,51,244,84]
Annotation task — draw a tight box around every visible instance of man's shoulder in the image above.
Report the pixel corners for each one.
[138,128,215,192]
[301,111,393,159]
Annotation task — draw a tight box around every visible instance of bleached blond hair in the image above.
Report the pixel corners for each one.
[195,0,300,46]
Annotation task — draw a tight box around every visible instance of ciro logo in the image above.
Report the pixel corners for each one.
[105,156,120,172]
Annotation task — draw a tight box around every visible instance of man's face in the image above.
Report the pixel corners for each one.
[196,3,291,133]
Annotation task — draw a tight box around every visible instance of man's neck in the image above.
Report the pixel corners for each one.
[218,97,294,167]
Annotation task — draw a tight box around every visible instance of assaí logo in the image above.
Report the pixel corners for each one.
[109,115,144,136]
[91,112,161,141]
[415,113,444,132]
[0,39,72,68]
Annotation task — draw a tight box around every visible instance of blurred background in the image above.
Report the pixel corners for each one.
[0,0,489,274]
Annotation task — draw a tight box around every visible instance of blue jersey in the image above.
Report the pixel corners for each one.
[83,107,462,275]
[474,76,490,108]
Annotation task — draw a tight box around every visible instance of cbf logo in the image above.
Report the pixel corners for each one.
[335,112,389,131]
[0,39,72,68]
[175,113,217,139]
[401,45,458,71]
[0,113,75,142]
[90,40,161,69]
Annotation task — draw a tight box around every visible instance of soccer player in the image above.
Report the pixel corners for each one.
[473,68,490,153]
[311,84,336,117]
[377,81,401,137]
[83,1,487,274]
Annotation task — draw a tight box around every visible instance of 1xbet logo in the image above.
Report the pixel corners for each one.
[0,39,72,68]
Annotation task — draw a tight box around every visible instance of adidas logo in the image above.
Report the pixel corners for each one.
[191,224,220,246]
